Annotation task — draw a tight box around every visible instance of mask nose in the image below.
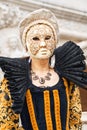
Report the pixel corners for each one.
[40,41,46,47]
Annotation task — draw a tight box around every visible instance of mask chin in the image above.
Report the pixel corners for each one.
[31,51,53,59]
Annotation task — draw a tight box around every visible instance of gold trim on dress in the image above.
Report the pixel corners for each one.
[53,89,62,130]
[63,78,69,130]
[26,89,39,130]
[44,90,53,130]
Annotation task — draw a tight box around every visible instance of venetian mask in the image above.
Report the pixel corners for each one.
[26,24,56,59]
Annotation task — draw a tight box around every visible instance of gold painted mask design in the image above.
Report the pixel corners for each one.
[26,24,56,59]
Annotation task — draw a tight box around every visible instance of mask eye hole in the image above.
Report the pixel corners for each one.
[45,36,51,40]
[33,37,39,41]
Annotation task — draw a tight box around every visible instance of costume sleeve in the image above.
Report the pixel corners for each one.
[69,83,82,130]
[54,41,87,90]
[0,78,24,130]
[0,57,29,114]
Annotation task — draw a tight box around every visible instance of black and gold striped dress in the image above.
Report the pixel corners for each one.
[21,76,70,130]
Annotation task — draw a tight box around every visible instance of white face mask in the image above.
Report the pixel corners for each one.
[26,24,56,59]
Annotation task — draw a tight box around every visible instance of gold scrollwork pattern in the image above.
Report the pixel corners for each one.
[69,83,82,130]
[0,78,24,130]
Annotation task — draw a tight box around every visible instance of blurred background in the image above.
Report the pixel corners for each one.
[0,0,87,129]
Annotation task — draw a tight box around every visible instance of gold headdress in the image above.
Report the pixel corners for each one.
[19,8,59,48]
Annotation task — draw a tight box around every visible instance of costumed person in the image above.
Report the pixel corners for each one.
[0,8,87,130]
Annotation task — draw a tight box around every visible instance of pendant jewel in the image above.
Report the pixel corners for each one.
[39,77,45,84]
[45,76,50,80]
[33,75,39,80]
[31,70,52,84]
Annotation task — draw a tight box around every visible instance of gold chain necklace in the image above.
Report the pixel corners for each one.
[31,70,52,84]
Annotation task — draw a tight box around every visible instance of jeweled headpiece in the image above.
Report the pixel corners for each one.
[19,8,59,48]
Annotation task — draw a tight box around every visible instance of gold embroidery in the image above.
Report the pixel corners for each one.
[26,89,39,130]
[44,90,53,130]
[53,90,61,130]
[63,78,69,130]
[69,84,82,130]
[0,78,24,130]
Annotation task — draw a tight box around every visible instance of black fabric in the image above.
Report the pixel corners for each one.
[50,91,56,130]
[0,57,30,113]
[31,91,46,130]
[59,84,67,130]
[54,41,87,89]
[21,98,33,130]
[21,77,67,130]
